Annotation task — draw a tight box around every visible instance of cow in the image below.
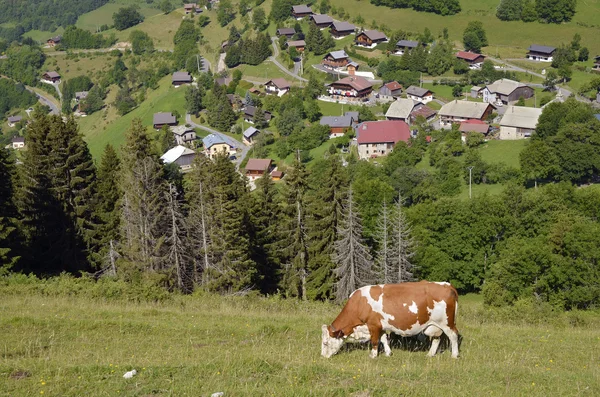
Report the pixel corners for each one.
[321,281,459,359]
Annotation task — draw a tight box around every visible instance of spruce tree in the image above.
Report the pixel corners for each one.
[165,183,193,292]
[185,85,204,117]
[96,144,122,271]
[253,107,268,129]
[0,148,19,270]
[333,187,374,302]
[158,124,175,153]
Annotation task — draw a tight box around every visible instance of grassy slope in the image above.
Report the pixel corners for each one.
[478,139,527,169]
[43,53,117,82]
[76,2,162,32]
[1,292,599,396]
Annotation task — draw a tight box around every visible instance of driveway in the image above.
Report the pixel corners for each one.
[269,37,307,82]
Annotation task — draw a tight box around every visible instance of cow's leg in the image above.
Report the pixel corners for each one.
[424,326,443,357]
[380,333,392,357]
[441,326,460,358]
[368,326,381,359]
[427,338,441,357]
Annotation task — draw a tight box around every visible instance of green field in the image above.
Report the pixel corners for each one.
[478,139,527,169]
[1,286,599,396]
[76,1,162,32]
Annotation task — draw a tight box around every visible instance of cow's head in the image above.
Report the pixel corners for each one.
[321,324,344,358]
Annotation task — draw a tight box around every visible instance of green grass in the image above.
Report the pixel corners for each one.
[23,27,64,44]
[477,139,527,169]
[43,53,117,83]
[458,181,506,199]
[236,61,291,82]
[1,289,599,396]
[75,1,162,32]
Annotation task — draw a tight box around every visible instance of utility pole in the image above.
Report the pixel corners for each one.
[467,166,474,199]
[196,54,201,74]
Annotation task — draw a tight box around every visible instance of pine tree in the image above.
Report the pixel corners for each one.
[207,84,237,131]
[333,187,374,302]
[185,85,204,116]
[96,144,122,271]
[158,124,175,154]
[0,148,19,270]
[244,90,254,106]
[165,183,193,292]
[253,107,268,129]
[306,155,348,300]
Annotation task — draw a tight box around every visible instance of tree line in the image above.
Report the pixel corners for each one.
[497,0,577,24]
[369,0,461,16]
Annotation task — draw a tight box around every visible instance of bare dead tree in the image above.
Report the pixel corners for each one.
[332,187,374,302]
[374,200,392,284]
[391,195,416,283]
[165,183,193,293]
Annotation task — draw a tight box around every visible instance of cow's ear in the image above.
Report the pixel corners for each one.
[332,329,344,338]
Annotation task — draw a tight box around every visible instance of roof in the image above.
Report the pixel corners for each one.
[202,133,238,149]
[331,21,356,32]
[265,78,291,89]
[246,158,272,172]
[310,14,333,24]
[345,111,359,121]
[243,126,259,138]
[396,40,419,48]
[215,77,233,86]
[277,28,296,35]
[499,106,543,130]
[44,71,60,78]
[75,91,88,100]
[153,112,176,125]
[48,35,62,42]
[528,44,556,54]
[486,79,531,96]
[471,86,482,91]
[359,30,387,41]
[320,115,353,128]
[244,105,272,121]
[459,121,489,134]
[456,51,484,61]
[383,81,402,91]
[406,85,432,97]
[410,105,437,120]
[171,125,195,136]
[326,50,349,60]
[287,39,306,47]
[172,71,192,82]
[292,5,312,14]
[7,115,22,123]
[330,76,373,91]
[161,145,196,163]
[385,98,417,120]
[439,100,494,119]
[271,170,284,178]
[11,136,25,143]
[356,120,410,144]
[348,61,359,68]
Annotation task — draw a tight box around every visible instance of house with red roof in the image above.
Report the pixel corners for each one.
[356,120,410,160]
[456,51,485,68]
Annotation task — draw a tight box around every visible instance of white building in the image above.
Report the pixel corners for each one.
[499,106,543,140]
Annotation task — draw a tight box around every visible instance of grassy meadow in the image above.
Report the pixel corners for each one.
[1,288,599,396]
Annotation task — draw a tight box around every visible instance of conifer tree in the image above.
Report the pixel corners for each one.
[333,187,374,302]
[96,144,122,270]
[0,148,19,270]
[158,124,175,153]
[185,85,204,117]
[253,107,268,129]
[207,84,237,131]
[165,183,193,292]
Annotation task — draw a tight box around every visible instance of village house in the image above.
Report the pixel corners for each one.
[499,106,543,140]
[320,112,358,138]
[593,55,600,72]
[203,133,237,159]
[330,21,356,39]
[378,81,403,101]
[459,119,489,142]
[483,78,534,105]
[471,86,483,99]
[405,86,433,104]
[153,112,177,129]
[395,40,420,55]
[7,116,22,127]
[172,71,193,86]
[183,3,202,14]
[310,14,333,29]
[385,98,418,123]
[171,125,197,146]
[11,136,25,150]
[243,126,260,145]
[286,39,306,52]
[161,146,196,170]
[271,170,284,181]
[264,78,291,97]
[243,105,272,124]
[292,4,313,19]
[327,76,373,102]
[354,30,388,48]
[526,44,556,62]
[42,71,61,84]
[277,27,296,38]
[356,120,410,160]
[321,50,350,69]
[438,100,496,128]
[347,61,360,76]
[245,158,273,180]
[456,51,485,68]
[46,35,62,47]
[409,105,437,124]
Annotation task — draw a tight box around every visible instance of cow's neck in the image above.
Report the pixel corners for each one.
[331,317,362,338]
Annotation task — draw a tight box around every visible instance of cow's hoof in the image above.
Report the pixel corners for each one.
[451,354,460,359]
[384,352,393,357]
[369,349,378,359]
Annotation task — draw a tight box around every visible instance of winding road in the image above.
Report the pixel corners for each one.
[269,37,308,82]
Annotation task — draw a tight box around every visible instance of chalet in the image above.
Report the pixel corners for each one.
[226,94,243,110]
[42,71,61,83]
[378,81,403,101]
[459,119,489,135]
[245,158,272,180]
[438,100,495,128]
[322,50,350,69]
[409,105,437,124]
[456,51,485,68]
[593,55,600,72]
[277,28,296,38]
[11,136,25,150]
[202,133,237,159]
[7,116,22,127]
[243,105,272,124]
[483,79,534,105]
[405,86,433,104]
[395,40,420,55]
[153,112,177,129]
[171,125,197,146]
[327,76,373,102]
[355,30,388,48]
[347,61,360,76]
[161,146,196,170]
[330,21,356,39]
[526,44,556,62]
[310,14,333,29]
[183,3,202,14]
[292,5,313,19]
[264,78,291,97]
[46,35,62,47]
[499,106,543,140]
[215,76,233,87]
[172,71,193,86]
[385,98,418,123]
[287,40,306,52]
[356,120,410,160]
[320,111,358,138]
[243,126,260,145]
[271,170,284,181]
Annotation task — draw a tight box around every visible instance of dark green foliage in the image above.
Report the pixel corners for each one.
[551,45,576,69]
[224,34,272,67]
[0,148,19,270]
[463,21,487,53]
[275,107,303,136]
[61,26,115,50]
[0,79,37,120]
[270,0,293,22]
[217,0,236,27]
[0,44,45,86]
[114,86,136,115]
[520,0,538,21]
[425,41,453,76]
[205,85,236,131]
[80,86,105,115]
[578,47,589,62]
[369,0,460,15]
[536,0,576,23]
[185,85,204,117]
[95,144,121,252]
[130,30,154,55]
[159,0,174,14]
[113,6,145,31]
[61,76,93,113]
[252,7,268,31]
[496,0,523,21]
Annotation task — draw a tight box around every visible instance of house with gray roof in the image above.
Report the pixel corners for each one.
[438,100,496,128]
[527,45,556,62]
[172,71,193,86]
[320,111,359,138]
[292,5,313,18]
[7,115,22,127]
[310,14,333,29]
[385,98,418,123]
[242,126,260,145]
[499,106,543,140]
[405,86,433,104]
[330,21,356,38]
[395,40,420,55]
[322,50,350,69]
[355,30,388,48]
[171,125,197,146]
[202,133,237,159]
[277,27,296,38]
[153,112,177,129]
[11,136,25,150]
[483,79,534,105]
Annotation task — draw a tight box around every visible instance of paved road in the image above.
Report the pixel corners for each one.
[269,37,308,82]
[27,87,60,115]
[185,114,250,169]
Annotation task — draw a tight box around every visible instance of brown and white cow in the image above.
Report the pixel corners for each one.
[321,281,459,359]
